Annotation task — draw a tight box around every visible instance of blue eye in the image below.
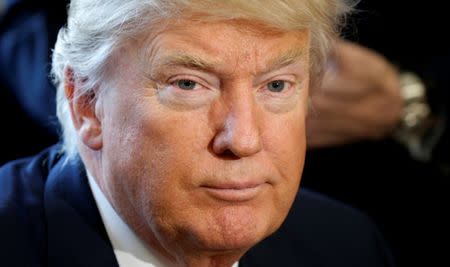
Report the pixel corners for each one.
[267,80,285,92]
[177,79,197,90]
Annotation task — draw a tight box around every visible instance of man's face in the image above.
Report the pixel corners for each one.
[98,18,310,259]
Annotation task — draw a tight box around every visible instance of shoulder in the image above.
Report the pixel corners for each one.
[291,188,377,230]
[0,144,64,205]
[285,188,390,250]
[241,188,396,267]
[0,144,64,267]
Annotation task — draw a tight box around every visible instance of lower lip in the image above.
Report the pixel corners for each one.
[202,185,265,202]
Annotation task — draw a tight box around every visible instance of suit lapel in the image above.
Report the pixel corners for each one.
[44,157,119,267]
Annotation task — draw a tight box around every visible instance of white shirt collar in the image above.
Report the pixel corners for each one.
[87,171,239,267]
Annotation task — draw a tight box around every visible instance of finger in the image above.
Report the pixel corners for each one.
[319,74,374,101]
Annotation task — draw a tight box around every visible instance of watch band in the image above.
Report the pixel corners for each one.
[393,72,442,161]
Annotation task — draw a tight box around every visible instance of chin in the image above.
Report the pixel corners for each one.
[187,204,281,252]
[194,230,266,254]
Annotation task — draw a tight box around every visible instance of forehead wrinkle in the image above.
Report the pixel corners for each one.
[138,20,308,80]
[139,31,225,79]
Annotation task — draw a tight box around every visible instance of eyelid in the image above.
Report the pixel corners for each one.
[266,80,294,89]
[256,75,298,89]
[258,78,301,98]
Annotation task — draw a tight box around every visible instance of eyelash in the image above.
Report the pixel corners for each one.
[168,76,210,91]
[260,79,297,97]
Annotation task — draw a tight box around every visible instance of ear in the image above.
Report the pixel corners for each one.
[64,67,103,150]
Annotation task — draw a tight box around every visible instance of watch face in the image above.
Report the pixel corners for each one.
[399,72,427,102]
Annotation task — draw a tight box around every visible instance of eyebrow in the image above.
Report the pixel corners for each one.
[155,53,218,72]
[152,47,306,75]
[261,47,306,75]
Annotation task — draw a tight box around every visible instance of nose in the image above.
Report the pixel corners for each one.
[211,86,262,158]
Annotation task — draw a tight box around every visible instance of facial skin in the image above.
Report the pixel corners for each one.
[69,18,310,267]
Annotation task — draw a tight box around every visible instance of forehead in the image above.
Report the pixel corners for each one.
[137,18,310,74]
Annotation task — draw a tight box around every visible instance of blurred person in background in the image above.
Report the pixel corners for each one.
[302,1,450,267]
[0,0,67,164]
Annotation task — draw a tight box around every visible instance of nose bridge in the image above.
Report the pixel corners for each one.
[227,86,257,134]
[213,82,262,157]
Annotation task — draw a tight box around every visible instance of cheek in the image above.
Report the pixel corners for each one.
[100,102,209,231]
[105,99,211,191]
[265,109,306,169]
[263,110,306,214]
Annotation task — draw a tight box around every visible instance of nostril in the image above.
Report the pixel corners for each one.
[219,149,239,160]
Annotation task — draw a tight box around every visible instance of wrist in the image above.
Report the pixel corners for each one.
[392,72,443,161]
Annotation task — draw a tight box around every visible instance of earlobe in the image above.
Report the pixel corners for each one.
[78,117,103,150]
[64,67,103,150]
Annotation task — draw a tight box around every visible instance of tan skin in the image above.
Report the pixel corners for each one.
[66,18,310,267]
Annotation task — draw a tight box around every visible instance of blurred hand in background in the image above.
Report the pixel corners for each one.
[307,39,403,147]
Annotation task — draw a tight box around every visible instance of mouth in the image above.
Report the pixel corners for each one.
[201,182,268,202]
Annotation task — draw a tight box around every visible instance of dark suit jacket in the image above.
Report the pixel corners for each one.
[0,145,396,267]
